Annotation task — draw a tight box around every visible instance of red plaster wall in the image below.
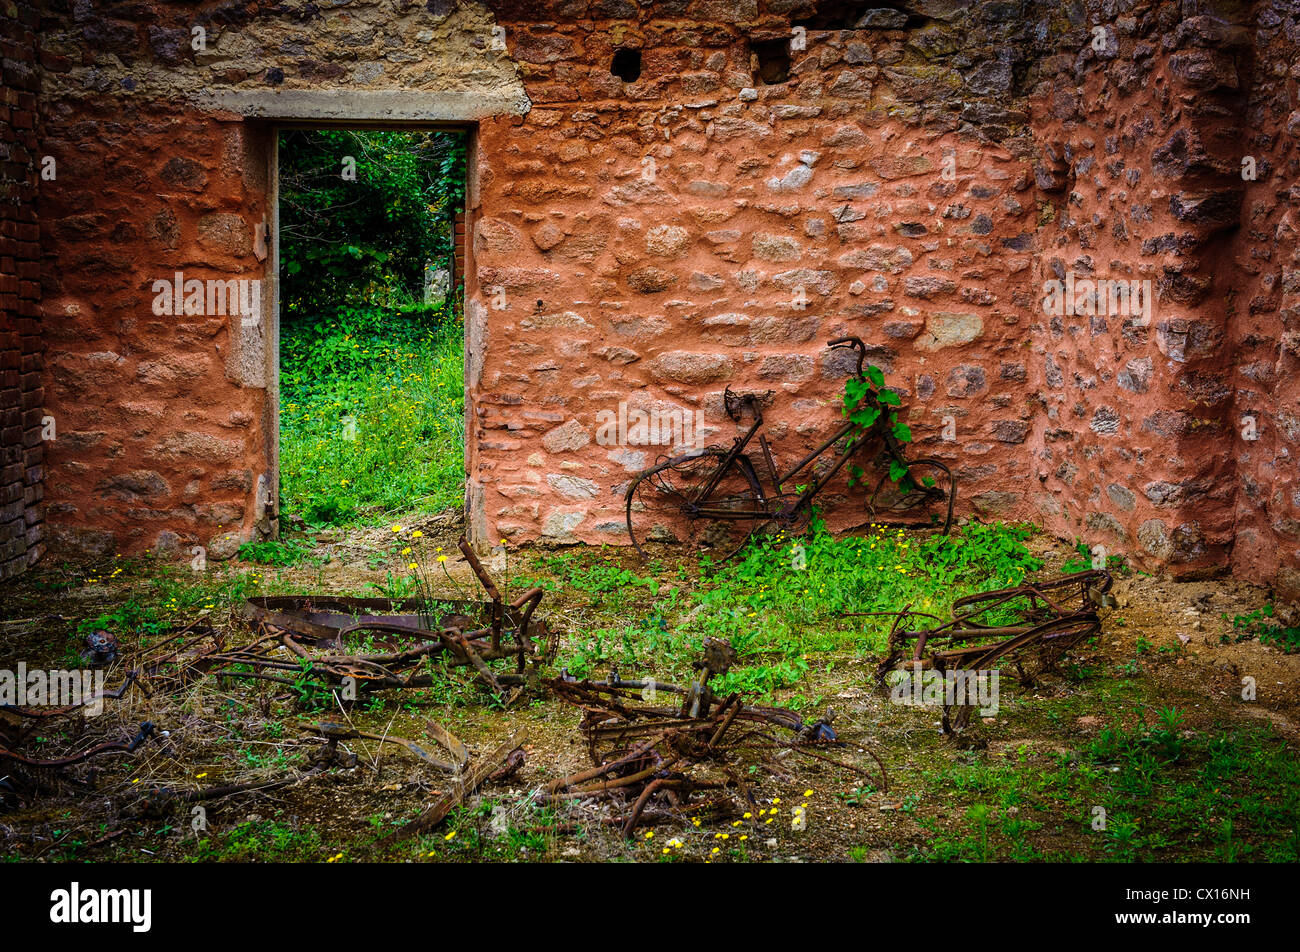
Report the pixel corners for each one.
[1025,5,1247,577]
[21,0,1300,603]
[38,101,272,561]
[473,6,1044,546]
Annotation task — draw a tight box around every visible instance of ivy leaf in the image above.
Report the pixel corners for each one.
[850,406,881,429]
[889,458,909,483]
[878,388,901,407]
[892,422,912,442]
[866,365,885,388]
[843,378,870,412]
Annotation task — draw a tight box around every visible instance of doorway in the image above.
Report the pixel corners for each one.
[272,127,469,535]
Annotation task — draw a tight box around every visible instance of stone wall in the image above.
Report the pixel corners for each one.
[1023,0,1300,600]
[1224,1,1300,601]
[21,0,1300,601]
[474,0,1045,545]
[0,0,43,579]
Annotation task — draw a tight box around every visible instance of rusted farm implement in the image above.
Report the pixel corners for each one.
[1,538,546,811]
[545,638,887,835]
[228,538,550,700]
[869,569,1115,730]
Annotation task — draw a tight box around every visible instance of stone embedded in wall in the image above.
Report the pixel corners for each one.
[542,509,585,543]
[649,352,734,385]
[917,312,983,351]
[96,470,171,501]
[146,431,244,463]
[547,474,600,499]
[645,225,691,257]
[627,267,678,293]
[838,245,914,273]
[992,420,1029,444]
[196,213,253,256]
[541,420,591,454]
[756,354,815,383]
[476,218,525,255]
[751,233,803,263]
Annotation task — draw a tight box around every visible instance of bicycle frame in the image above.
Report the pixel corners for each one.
[689,395,883,522]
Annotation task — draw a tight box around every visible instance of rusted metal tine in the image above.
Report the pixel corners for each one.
[438,628,503,696]
[544,736,663,793]
[458,537,504,648]
[0,721,156,769]
[2,672,140,718]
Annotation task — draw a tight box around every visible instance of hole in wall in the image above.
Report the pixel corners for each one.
[611,48,641,82]
[751,39,790,85]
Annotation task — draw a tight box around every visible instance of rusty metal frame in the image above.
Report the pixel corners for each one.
[625,337,957,560]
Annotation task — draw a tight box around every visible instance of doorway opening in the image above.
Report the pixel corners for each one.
[274,127,468,535]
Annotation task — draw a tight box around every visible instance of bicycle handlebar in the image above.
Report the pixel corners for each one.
[827,336,866,380]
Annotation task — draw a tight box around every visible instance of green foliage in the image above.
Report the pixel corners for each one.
[842,365,917,490]
[1062,539,1132,576]
[76,598,166,640]
[236,538,315,567]
[279,302,465,526]
[1223,603,1300,653]
[541,519,1043,699]
[279,129,465,317]
[730,517,1042,622]
[1085,708,1185,770]
[189,820,324,863]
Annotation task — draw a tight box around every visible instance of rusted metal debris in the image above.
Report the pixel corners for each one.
[1,720,161,807]
[867,569,1115,731]
[545,638,887,836]
[234,539,549,700]
[117,537,552,706]
[373,730,527,849]
[296,719,470,773]
[2,537,547,812]
[0,720,157,770]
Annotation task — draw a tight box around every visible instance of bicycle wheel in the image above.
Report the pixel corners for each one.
[866,456,956,534]
[625,448,768,561]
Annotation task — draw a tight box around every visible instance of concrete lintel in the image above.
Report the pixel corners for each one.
[195,88,530,122]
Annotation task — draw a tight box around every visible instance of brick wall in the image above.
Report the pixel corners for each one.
[0,0,43,579]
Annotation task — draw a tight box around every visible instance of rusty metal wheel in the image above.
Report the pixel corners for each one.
[625,447,768,562]
[866,456,956,535]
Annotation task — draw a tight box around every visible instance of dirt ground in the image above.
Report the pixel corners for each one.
[1,522,1298,864]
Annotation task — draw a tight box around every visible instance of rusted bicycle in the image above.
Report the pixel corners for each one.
[625,337,957,560]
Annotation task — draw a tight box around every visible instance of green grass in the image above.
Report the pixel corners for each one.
[1222,603,1300,653]
[907,716,1300,863]
[236,538,317,567]
[279,302,465,527]
[526,518,1044,702]
[189,820,324,863]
